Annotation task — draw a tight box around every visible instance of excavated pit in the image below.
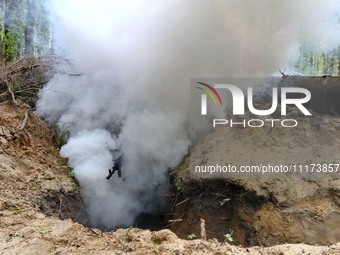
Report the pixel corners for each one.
[0,101,89,230]
[79,76,340,244]
[4,76,340,248]
[166,176,270,246]
[37,189,88,226]
[166,169,340,246]
[4,77,340,253]
[165,77,340,246]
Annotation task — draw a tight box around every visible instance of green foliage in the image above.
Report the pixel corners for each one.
[3,30,18,61]
[153,244,159,249]
[63,165,71,168]
[52,124,70,147]
[292,41,340,76]
[6,235,13,242]
[72,182,79,193]
[187,233,196,239]
[68,172,75,178]
[2,0,26,62]
[175,182,182,191]
[224,230,233,242]
[0,0,52,61]
[169,172,176,177]
[39,228,52,234]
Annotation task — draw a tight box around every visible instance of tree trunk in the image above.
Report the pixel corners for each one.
[323,53,328,75]
[24,0,36,56]
[0,0,5,63]
[334,57,338,76]
[338,48,340,76]
[36,0,49,56]
[16,0,24,58]
[4,0,18,62]
[314,52,318,75]
[329,54,335,76]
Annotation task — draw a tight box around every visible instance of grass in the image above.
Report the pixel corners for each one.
[187,234,196,239]
[68,172,75,178]
[72,182,79,193]
[52,124,70,147]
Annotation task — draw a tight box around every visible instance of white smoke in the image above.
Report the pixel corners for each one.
[36,0,340,228]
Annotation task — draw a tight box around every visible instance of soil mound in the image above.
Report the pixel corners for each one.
[168,106,340,247]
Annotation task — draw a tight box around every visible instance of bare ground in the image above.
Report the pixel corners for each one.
[1,100,340,254]
[167,105,340,250]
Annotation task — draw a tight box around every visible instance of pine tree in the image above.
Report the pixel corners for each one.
[24,0,35,56]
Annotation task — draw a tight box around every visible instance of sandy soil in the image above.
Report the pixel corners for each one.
[168,104,340,248]
[1,100,340,254]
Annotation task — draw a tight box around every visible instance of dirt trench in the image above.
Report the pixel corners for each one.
[166,78,340,247]
[167,167,340,247]
[0,101,87,228]
[2,100,340,254]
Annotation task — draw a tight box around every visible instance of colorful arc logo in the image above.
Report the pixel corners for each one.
[196,82,223,106]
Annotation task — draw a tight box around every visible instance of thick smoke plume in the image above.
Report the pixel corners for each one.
[36,0,340,228]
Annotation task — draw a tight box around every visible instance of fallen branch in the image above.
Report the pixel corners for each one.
[168,219,183,223]
[188,219,200,225]
[91,228,100,235]
[220,198,231,206]
[0,77,19,105]
[18,111,29,131]
[163,211,188,229]
[11,56,23,65]
[175,198,189,207]
[278,68,290,79]
[0,91,7,97]
[0,53,72,105]
[15,87,40,94]
[8,85,19,105]
[7,64,40,76]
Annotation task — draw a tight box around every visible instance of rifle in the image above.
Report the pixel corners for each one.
[106,156,122,180]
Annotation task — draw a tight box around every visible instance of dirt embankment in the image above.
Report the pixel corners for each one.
[167,101,340,248]
[1,100,340,254]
